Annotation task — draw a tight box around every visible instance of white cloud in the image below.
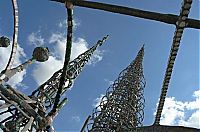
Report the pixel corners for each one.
[0,100,12,123]
[0,43,27,87]
[32,56,63,85]
[185,90,200,110]
[93,94,105,108]
[0,108,12,122]
[0,35,27,129]
[49,32,88,61]
[71,116,80,122]
[93,94,108,112]
[158,89,200,128]
[58,19,80,29]
[71,38,89,60]
[159,97,185,125]
[28,32,45,46]
[179,110,200,128]
[92,80,113,110]
[104,79,114,86]
[32,31,104,85]
[87,49,104,66]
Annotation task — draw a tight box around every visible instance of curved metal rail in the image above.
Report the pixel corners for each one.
[4,0,19,72]
[154,0,193,125]
[50,1,74,114]
[86,46,145,131]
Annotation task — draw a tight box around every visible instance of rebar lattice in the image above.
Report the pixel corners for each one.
[31,35,108,110]
[86,46,145,132]
[154,0,193,125]
[0,84,42,131]
[1,0,199,131]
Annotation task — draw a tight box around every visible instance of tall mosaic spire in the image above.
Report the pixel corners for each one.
[31,35,109,110]
[86,46,145,131]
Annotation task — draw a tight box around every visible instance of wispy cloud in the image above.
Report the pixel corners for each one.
[27,31,45,46]
[156,89,200,128]
[32,33,90,85]
[0,43,27,87]
[93,94,105,108]
[58,19,80,29]
[87,49,104,66]
[32,56,63,85]
[104,79,114,86]
[93,94,108,112]
[71,116,81,122]
[92,80,114,110]
[48,33,89,61]
[31,20,104,85]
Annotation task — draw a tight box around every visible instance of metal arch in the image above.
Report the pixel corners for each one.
[86,46,145,132]
[4,0,19,72]
[31,35,109,110]
[154,0,193,125]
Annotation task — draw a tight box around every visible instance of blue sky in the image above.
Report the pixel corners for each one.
[0,0,199,131]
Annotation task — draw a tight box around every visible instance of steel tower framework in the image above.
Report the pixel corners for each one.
[0,0,199,131]
[85,46,145,132]
[31,35,108,110]
[0,1,108,131]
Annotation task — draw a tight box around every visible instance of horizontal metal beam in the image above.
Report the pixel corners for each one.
[50,0,200,29]
[137,125,200,132]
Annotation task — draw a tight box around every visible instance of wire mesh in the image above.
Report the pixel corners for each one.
[86,46,145,132]
[31,36,109,110]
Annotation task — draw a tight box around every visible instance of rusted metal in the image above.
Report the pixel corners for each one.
[85,46,145,131]
[154,0,193,125]
[31,35,109,110]
[4,0,19,71]
[50,0,200,29]
[137,124,200,132]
